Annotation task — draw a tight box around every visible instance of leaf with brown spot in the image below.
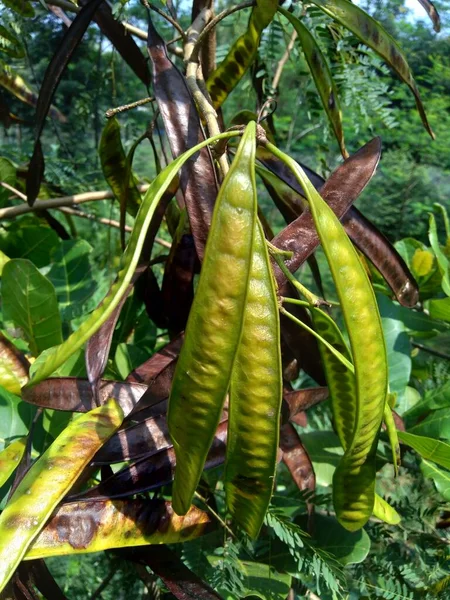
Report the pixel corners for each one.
[146,15,219,260]
[0,333,29,395]
[26,0,105,205]
[24,500,212,560]
[309,0,433,137]
[0,399,123,594]
[135,545,223,600]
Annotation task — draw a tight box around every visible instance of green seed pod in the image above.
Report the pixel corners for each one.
[225,220,282,538]
[168,122,257,515]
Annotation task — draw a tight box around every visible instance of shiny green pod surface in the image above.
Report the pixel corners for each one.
[168,123,257,515]
[266,143,388,531]
[225,220,282,538]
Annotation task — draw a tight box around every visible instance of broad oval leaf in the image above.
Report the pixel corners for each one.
[24,499,212,560]
[2,259,63,356]
[399,431,450,470]
[0,386,35,452]
[309,0,433,137]
[47,240,98,322]
[0,399,123,593]
[420,458,450,501]
[0,25,25,59]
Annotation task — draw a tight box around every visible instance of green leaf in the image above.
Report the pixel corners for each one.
[240,561,291,600]
[0,157,16,206]
[301,514,371,565]
[420,458,450,500]
[409,408,450,441]
[1,0,34,18]
[427,298,450,322]
[404,381,450,422]
[25,130,239,387]
[0,385,35,451]
[429,213,450,296]
[399,431,450,469]
[300,431,343,487]
[2,259,63,356]
[47,240,97,321]
[377,294,411,403]
[0,222,60,268]
[0,25,25,59]
[279,8,347,158]
[113,343,152,380]
[309,0,433,137]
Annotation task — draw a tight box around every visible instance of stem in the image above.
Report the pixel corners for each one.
[268,242,328,307]
[1,182,171,249]
[280,306,354,373]
[193,1,255,55]
[412,341,450,361]
[144,1,187,41]
[105,96,155,119]
[0,183,150,219]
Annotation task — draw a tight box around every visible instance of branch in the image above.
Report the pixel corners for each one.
[0,183,150,219]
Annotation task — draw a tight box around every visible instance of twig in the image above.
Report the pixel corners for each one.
[271,29,298,93]
[412,341,450,361]
[0,182,150,219]
[142,1,187,41]
[193,1,255,53]
[0,182,171,249]
[106,96,155,119]
[89,566,116,600]
[43,0,150,42]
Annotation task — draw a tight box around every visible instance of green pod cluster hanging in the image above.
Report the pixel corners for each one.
[168,122,282,537]
[168,122,258,516]
[266,142,388,532]
[207,0,278,109]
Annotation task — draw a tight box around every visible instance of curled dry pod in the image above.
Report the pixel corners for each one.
[24,500,212,560]
[0,399,123,593]
[267,143,388,531]
[225,220,282,538]
[168,122,257,515]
